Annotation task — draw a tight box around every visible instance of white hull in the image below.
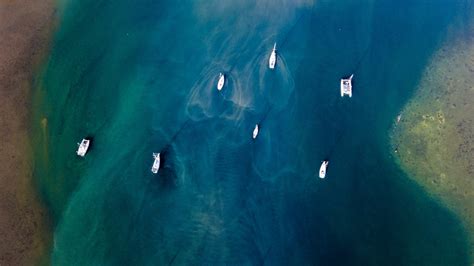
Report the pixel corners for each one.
[151,153,161,174]
[268,43,277,69]
[319,161,329,178]
[217,73,225,91]
[252,124,259,139]
[340,74,353,97]
[76,139,90,157]
[396,114,402,124]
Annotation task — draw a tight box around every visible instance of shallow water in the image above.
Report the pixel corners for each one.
[33,0,472,264]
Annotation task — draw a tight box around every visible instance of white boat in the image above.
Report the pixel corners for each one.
[217,73,225,91]
[252,124,259,139]
[151,153,161,174]
[340,74,353,97]
[76,139,90,157]
[319,160,329,178]
[396,114,402,124]
[268,43,277,69]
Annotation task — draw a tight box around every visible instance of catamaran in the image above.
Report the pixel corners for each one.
[319,160,329,178]
[151,153,161,174]
[252,124,259,139]
[217,73,225,91]
[340,74,353,97]
[76,138,90,157]
[268,43,277,69]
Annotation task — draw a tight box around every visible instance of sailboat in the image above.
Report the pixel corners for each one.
[151,153,161,174]
[252,124,259,139]
[319,160,329,178]
[268,43,277,69]
[217,72,225,91]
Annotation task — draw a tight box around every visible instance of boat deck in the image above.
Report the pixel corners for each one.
[340,74,353,97]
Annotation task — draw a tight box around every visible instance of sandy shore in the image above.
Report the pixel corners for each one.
[391,22,474,258]
[0,0,55,264]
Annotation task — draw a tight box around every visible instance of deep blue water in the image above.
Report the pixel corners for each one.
[33,0,472,264]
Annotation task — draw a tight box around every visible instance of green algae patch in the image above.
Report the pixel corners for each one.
[391,29,474,254]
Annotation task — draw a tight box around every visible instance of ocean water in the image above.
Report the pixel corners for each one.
[33,0,472,264]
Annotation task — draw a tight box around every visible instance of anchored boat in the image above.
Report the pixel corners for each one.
[340,74,353,97]
[252,124,259,139]
[151,153,161,174]
[268,43,277,69]
[396,114,402,124]
[217,73,225,91]
[76,139,90,157]
[319,160,329,178]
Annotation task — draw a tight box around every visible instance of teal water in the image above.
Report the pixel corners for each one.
[33,0,473,264]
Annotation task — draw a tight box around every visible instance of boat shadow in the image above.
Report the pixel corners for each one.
[152,148,179,189]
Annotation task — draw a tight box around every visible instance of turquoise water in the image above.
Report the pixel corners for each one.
[33,0,473,264]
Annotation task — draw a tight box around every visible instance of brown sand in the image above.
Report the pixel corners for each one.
[391,24,474,257]
[0,0,55,264]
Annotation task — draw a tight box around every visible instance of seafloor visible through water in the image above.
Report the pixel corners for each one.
[32,0,472,264]
[391,14,474,257]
